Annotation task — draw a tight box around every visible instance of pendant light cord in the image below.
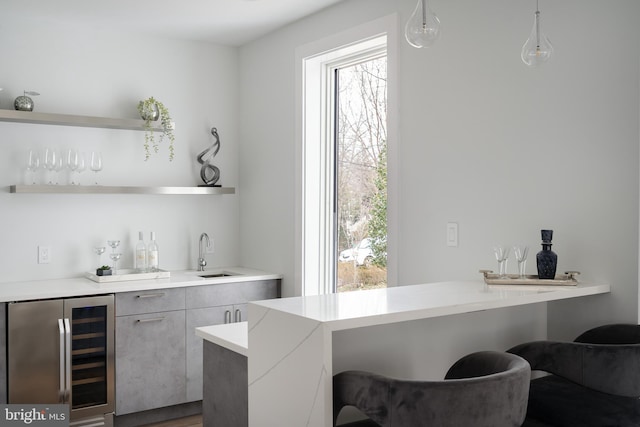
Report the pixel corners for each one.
[535,0,541,50]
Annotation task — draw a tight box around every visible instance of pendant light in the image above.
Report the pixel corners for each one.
[521,0,553,67]
[405,0,441,48]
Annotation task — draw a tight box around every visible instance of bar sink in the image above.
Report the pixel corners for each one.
[198,273,234,278]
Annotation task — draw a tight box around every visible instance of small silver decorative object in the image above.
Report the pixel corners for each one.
[197,127,221,186]
[14,90,40,112]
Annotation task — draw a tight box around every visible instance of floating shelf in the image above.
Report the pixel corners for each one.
[0,109,172,131]
[9,185,235,195]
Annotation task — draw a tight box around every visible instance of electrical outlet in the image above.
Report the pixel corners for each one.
[206,238,215,254]
[38,245,51,264]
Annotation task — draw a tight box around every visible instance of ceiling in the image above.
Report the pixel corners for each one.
[4,0,345,46]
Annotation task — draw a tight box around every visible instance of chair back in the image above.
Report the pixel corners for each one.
[509,324,640,397]
[333,350,531,427]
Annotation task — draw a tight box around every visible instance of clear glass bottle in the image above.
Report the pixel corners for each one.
[135,231,147,273]
[147,232,159,272]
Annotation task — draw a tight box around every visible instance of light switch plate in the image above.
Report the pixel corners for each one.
[446,223,458,247]
[38,245,51,264]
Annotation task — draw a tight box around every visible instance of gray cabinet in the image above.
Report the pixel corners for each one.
[185,279,280,402]
[115,289,187,415]
[114,279,280,414]
[185,305,233,401]
[115,287,185,316]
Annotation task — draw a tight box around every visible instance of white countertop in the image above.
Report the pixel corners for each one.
[0,267,282,302]
[252,280,611,332]
[198,280,610,355]
[196,321,248,356]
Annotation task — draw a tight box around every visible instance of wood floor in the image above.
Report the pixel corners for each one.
[140,415,203,427]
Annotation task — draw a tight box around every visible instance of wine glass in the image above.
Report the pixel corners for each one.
[93,246,106,267]
[67,149,79,185]
[54,151,65,185]
[107,240,120,254]
[109,253,122,275]
[44,147,57,185]
[76,152,87,185]
[513,245,529,279]
[90,151,103,185]
[493,246,511,279]
[26,149,40,184]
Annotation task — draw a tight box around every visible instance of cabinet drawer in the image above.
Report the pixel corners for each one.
[186,279,280,309]
[116,288,185,316]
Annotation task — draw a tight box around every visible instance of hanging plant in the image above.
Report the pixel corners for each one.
[137,97,175,161]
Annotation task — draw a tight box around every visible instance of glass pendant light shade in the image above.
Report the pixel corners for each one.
[405,0,441,48]
[521,3,553,67]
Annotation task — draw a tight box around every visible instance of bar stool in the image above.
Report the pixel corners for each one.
[508,324,640,426]
[333,350,531,427]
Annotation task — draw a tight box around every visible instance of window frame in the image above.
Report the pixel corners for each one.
[295,15,398,296]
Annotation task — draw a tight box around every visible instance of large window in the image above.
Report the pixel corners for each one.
[296,16,396,296]
[335,57,387,292]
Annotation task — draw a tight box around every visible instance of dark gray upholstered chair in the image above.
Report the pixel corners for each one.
[333,350,531,427]
[508,324,640,427]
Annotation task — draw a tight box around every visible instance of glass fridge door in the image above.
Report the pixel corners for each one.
[64,295,115,419]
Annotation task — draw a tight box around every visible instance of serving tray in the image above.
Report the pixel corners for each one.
[479,270,580,286]
[86,268,170,283]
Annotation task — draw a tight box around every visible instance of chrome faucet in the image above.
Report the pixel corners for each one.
[198,233,211,271]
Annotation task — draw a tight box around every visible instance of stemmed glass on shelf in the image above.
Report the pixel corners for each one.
[67,149,79,185]
[76,152,87,185]
[53,150,65,185]
[44,147,57,185]
[26,149,40,184]
[90,151,103,185]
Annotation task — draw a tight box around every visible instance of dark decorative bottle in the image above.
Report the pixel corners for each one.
[536,229,557,279]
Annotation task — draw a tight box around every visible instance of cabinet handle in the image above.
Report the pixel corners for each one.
[64,318,71,404]
[57,319,65,403]
[225,310,231,324]
[136,293,166,299]
[136,317,165,323]
[235,309,242,323]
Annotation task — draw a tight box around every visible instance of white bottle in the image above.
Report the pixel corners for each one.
[135,231,147,273]
[147,232,159,272]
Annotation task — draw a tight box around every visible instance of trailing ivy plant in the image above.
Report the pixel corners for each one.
[138,97,175,161]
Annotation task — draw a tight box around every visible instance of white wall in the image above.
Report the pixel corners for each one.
[0,18,241,283]
[239,0,640,341]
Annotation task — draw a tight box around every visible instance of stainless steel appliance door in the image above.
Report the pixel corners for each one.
[8,299,65,404]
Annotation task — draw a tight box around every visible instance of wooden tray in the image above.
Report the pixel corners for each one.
[479,270,580,286]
